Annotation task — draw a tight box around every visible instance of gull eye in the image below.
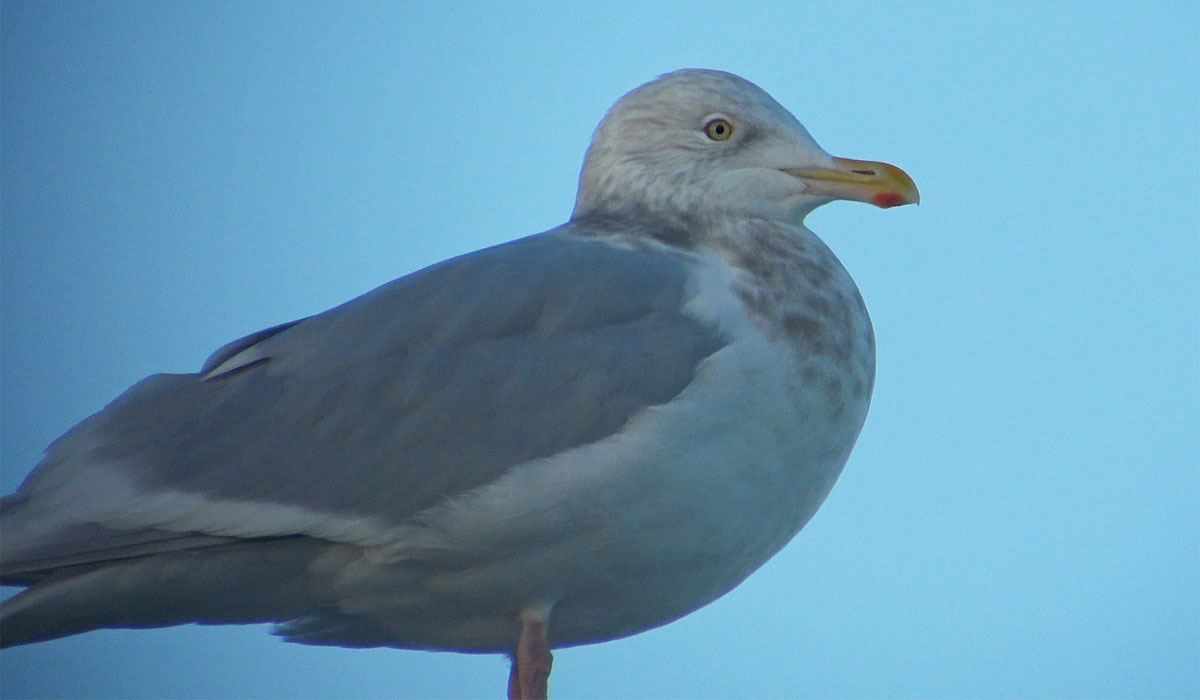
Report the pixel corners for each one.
[703,117,733,141]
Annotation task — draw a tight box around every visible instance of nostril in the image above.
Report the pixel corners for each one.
[851,169,876,176]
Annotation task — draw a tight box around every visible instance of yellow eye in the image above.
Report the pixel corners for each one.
[703,117,733,141]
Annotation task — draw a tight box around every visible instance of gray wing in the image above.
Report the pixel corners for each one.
[1,226,727,584]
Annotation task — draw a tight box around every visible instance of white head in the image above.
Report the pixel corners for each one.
[572,69,917,226]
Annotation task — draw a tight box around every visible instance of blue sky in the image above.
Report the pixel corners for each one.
[2,2,1196,698]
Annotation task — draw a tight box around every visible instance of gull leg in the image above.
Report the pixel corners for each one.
[507,657,521,700]
[507,604,554,700]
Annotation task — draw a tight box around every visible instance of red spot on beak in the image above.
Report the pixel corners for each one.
[872,190,906,208]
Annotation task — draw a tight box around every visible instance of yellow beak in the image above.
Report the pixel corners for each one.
[784,157,920,209]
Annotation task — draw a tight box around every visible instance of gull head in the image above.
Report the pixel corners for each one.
[572,69,918,226]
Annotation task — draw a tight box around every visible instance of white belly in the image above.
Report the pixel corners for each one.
[337,254,872,650]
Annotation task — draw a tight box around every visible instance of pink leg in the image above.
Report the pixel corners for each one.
[507,607,553,700]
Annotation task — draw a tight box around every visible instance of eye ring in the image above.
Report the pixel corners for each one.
[703,117,734,141]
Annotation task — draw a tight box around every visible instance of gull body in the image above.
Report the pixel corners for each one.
[0,69,917,696]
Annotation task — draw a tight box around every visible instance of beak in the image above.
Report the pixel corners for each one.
[783,157,920,209]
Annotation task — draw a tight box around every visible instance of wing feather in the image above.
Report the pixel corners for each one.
[2,226,726,575]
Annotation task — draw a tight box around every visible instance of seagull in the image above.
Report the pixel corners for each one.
[0,69,917,699]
